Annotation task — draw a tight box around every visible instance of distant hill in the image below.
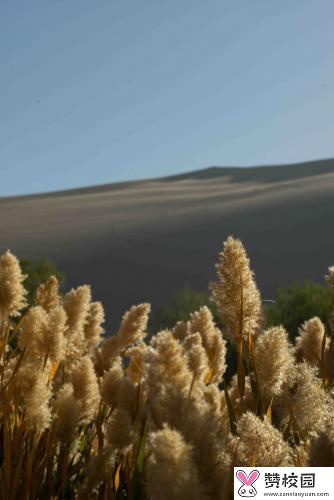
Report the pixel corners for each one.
[1,158,334,332]
[3,158,333,201]
[163,158,334,182]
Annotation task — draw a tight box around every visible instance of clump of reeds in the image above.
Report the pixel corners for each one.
[1,238,334,499]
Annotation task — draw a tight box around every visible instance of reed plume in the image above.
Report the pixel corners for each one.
[189,306,227,383]
[35,275,60,311]
[70,355,100,425]
[284,363,329,438]
[0,240,334,499]
[235,412,292,466]
[54,382,80,442]
[0,251,27,320]
[172,320,189,342]
[210,236,262,343]
[20,304,67,365]
[146,426,207,500]
[296,317,325,365]
[107,408,135,453]
[97,302,150,373]
[326,265,334,332]
[22,365,52,432]
[309,414,334,466]
[84,301,105,350]
[126,342,148,383]
[100,357,124,407]
[253,326,295,400]
[184,332,210,383]
[116,302,151,348]
[63,285,91,362]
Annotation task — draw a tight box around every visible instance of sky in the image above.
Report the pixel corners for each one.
[1,0,333,196]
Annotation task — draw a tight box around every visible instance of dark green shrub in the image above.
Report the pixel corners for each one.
[265,280,332,340]
[20,258,65,306]
[151,286,217,331]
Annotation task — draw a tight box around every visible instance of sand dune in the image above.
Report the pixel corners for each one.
[1,159,334,331]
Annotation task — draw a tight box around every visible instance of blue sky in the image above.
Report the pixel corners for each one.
[1,0,333,196]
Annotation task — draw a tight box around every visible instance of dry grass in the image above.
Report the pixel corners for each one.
[0,238,334,499]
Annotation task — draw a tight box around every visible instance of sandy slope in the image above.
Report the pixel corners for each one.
[1,159,334,331]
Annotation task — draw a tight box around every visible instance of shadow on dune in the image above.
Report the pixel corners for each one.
[0,159,333,332]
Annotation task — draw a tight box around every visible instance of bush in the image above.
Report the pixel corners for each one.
[152,279,333,382]
[20,258,64,306]
[151,286,217,331]
[265,281,332,340]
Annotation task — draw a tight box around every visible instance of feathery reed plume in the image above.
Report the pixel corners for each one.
[309,414,334,466]
[296,317,325,365]
[326,266,334,303]
[46,305,67,363]
[189,306,227,383]
[84,301,105,350]
[148,330,192,394]
[186,386,231,500]
[115,373,141,416]
[293,443,310,466]
[147,330,193,428]
[116,303,151,348]
[20,305,49,360]
[172,320,189,342]
[70,355,100,424]
[325,267,334,379]
[229,375,255,418]
[326,266,334,332]
[203,383,226,418]
[0,251,27,320]
[146,426,207,500]
[22,365,52,432]
[95,336,120,374]
[100,356,141,418]
[126,342,148,383]
[254,326,295,400]
[184,332,210,383]
[210,237,262,343]
[63,285,91,362]
[35,275,60,311]
[107,408,135,453]
[235,412,292,466]
[2,242,334,498]
[100,357,124,407]
[285,363,329,438]
[20,305,67,364]
[54,383,80,442]
[97,303,150,373]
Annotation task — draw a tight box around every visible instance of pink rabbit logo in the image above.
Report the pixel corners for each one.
[236,470,260,497]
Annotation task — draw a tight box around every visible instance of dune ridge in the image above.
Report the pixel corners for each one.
[1,159,333,330]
